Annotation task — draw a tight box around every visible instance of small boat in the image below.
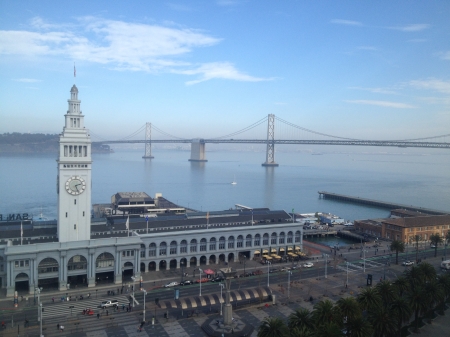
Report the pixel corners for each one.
[231,175,237,185]
[34,209,48,222]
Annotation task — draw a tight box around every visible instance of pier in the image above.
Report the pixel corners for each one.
[318,191,448,215]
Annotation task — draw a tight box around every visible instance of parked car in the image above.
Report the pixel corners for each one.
[99,300,119,308]
[402,261,414,266]
[180,280,193,286]
[303,262,314,268]
[269,268,278,273]
[211,276,224,282]
[164,281,179,288]
[253,269,263,275]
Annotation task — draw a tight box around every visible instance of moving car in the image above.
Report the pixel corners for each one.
[164,281,179,288]
[99,300,119,308]
[402,261,414,266]
[180,280,193,286]
[196,278,209,283]
[303,262,314,268]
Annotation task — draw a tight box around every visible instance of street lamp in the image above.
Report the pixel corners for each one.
[198,268,203,296]
[324,254,329,279]
[243,256,246,276]
[219,283,225,315]
[181,261,185,283]
[143,290,147,322]
[287,271,292,299]
[35,287,42,322]
[39,303,43,337]
[131,276,136,307]
[346,261,349,288]
[266,261,271,287]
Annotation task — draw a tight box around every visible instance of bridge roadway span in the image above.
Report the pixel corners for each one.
[318,191,448,215]
[93,139,450,149]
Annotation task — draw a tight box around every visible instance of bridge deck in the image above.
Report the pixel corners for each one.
[318,191,448,215]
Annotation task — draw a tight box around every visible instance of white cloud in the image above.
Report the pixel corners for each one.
[176,62,273,85]
[409,79,450,94]
[0,16,266,84]
[389,24,430,32]
[349,87,397,95]
[345,100,415,109]
[13,78,41,83]
[438,51,450,60]
[217,0,240,6]
[357,46,377,51]
[330,19,362,26]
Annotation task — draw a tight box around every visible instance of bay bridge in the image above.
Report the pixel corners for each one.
[92,114,450,166]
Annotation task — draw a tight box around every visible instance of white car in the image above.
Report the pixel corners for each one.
[164,281,179,288]
[303,262,314,268]
[402,261,414,266]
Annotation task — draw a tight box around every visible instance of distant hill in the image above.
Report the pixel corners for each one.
[0,133,112,154]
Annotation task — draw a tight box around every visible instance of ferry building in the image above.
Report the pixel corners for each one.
[0,85,304,296]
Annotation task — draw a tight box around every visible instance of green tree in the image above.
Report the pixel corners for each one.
[429,233,443,257]
[390,240,405,265]
[315,322,345,337]
[346,316,373,337]
[392,276,408,297]
[336,296,361,336]
[368,305,398,337]
[416,262,436,283]
[258,317,289,337]
[390,296,412,337]
[407,285,428,333]
[423,280,443,323]
[436,273,450,314]
[312,299,337,326]
[375,280,395,308]
[357,287,381,312]
[288,307,314,332]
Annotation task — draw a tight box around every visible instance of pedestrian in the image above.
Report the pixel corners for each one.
[97,313,100,319]
[126,307,129,312]
[106,310,109,316]
[52,297,55,303]
[122,304,125,311]
[57,323,60,330]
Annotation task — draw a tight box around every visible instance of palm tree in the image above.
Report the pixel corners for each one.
[445,231,450,259]
[413,234,421,263]
[436,273,450,314]
[390,296,412,337]
[336,296,361,336]
[258,317,289,337]
[368,305,398,337]
[430,233,443,257]
[407,284,428,333]
[315,322,345,337]
[416,262,436,282]
[404,265,425,291]
[390,240,405,265]
[346,316,373,337]
[312,299,337,327]
[392,276,408,297]
[423,279,443,323]
[288,307,314,332]
[289,326,314,337]
[375,280,395,308]
[357,287,381,312]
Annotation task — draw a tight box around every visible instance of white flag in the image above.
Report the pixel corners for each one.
[125,216,129,230]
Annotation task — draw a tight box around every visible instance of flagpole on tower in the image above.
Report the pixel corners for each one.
[21,221,23,245]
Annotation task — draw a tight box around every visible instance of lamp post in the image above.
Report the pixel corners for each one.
[198,268,203,296]
[219,283,224,315]
[39,303,43,337]
[131,276,136,307]
[35,287,42,322]
[181,261,185,283]
[143,290,147,322]
[243,256,246,276]
[146,215,149,234]
[346,261,349,288]
[267,261,271,287]
[324,254,329,279]
[287,271,292,299]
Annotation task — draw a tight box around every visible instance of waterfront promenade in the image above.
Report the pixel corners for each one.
[1,244,448,337]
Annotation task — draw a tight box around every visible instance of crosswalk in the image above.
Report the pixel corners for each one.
[41,295,130,319]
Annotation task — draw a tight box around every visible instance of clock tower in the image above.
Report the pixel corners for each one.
[57,85,92,242]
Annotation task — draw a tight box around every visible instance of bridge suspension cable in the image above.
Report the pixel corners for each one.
[115,124,146,141]
[208,116,268,140]
[151,124,189,140]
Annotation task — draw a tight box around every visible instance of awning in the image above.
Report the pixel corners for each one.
[254,250,261,254]
[288,252,296,256]
[295,246,301,251]
[157,287,272,310]
[287,247,293,251]
[203,269,215,275]
[264,256,273,260]
[279,248,285,252]
[262,249,269,253]
[271,248,277,253]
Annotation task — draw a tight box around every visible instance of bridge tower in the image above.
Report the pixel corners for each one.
[142,122,154,159]
[262,114,279,167]
[189,139,208,162]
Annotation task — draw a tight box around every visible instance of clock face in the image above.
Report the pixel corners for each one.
[65,176,86,195]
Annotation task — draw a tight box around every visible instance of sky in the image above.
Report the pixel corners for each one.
[0,0,449,141]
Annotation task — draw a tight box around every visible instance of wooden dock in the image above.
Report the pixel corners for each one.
[318,191,448,215]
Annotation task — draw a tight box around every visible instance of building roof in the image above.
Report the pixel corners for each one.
[381,214,450,228]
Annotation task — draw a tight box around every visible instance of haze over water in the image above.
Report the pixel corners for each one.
[1,146,449,222]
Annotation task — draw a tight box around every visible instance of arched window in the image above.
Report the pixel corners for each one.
[287,231,293,244]
[271,232,277,245]
[190,239,197,253]
[237,235,244,248]
[170,241,177,255]
[96,253,114,268]
[159,242,167,256]
[209,237,216,251]
[38,258,59,273]
[149,243,157,257]
[200,238,207,252]
[228,236,235,249]
[140,244,146,258]
[180,240,187,254]
[295,231,301,243]
[279,232,285,244]
[219,236,226,250]
[246,234,252,247]
[254,234,261,246]
[68,255,87,270]
[263,233,269,245]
